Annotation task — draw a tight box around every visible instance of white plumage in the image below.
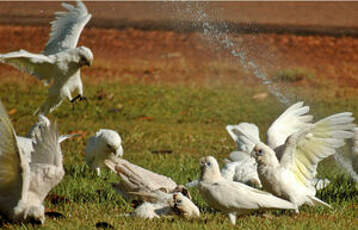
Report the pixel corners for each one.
[0,0,93,115]
[85,129,123,176]
[0,100,66,224]
[104,157,178,200]
[235,102,355,212]
[198,156,295,225]
[350,127,358,173]
[128,189,199,219]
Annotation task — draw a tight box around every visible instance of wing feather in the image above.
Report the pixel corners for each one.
[0,50,55,81]
[43,0,92,55]
[31,120,62,167]
[0,101,29,204]
[267,102,313,149]
[226,123,260,153]
[281,112,355,188]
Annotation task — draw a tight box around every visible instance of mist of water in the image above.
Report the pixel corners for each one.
[169,2,358,182]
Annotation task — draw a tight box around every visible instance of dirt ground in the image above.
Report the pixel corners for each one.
[0,2,358,93]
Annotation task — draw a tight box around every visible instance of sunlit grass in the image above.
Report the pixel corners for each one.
[0,80,357,229]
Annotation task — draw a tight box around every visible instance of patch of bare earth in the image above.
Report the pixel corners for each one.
[0,25,358,92]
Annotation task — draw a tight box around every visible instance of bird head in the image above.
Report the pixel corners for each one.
[251,143,277,166]
[171,193,200,218]
[199,156,221,182]
[24,205,45,225]
[77,46,93,67]
[97,129,124,158]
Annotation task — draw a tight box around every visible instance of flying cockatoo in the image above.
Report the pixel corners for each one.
[198,156,296,225]
[234,103,355,213]
[85,129,124,176]
[128,189,199,219]
[0,0,93,115]
[104,157,184,201]
[0,101,66,224]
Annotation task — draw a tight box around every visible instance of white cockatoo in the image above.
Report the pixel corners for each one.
[104,157,181,200]
[198,156,296,225]
[85,129,124,176]
[128,189,199,219]
[233,103,355,213]
[186,123,262,188]
[222,122,262,187]
[0,101,66,224]
[0,0,93,115]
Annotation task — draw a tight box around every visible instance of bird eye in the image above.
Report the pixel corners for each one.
[206,162,211,167]
[176,199,182,204]
[257,149,264,156]
[107,144,113,150]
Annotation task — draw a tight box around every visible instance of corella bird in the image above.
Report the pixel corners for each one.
[186,123,261,188]
[0,0,93,115]
[198,156,295,225]
[104,157,181,200]
[0,101,66,224]
[234,104,355,213]
[85,129,123,176]
[222,122,262,187]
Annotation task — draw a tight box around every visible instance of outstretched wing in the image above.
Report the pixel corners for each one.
[0,101,29,205]
[280,112,354,189]
[226,122,260,158]
[0,50,55,82]
[267,102,313,149]
[31,120,62,167]
[43,0,92,55]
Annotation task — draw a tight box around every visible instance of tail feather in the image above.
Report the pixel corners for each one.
[307,195,332,208]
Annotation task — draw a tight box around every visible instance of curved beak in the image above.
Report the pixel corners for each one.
[115,145,123,157]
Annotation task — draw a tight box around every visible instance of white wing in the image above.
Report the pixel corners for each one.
[280,112,354,189]
[31,121,62,167]
[105,158,177,194]
[226,123,260,153]
[0,50,55,82]
[43,0,92,55]
[351,127,358,173]
[0,101,29,211]
[267,102,313,149]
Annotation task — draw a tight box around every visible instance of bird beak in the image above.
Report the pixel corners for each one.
[116,146,123,157]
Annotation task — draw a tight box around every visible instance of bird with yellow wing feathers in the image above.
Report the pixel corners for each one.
[234,102,355,213]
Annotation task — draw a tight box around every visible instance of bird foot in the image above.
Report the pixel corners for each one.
[70,94,87,103]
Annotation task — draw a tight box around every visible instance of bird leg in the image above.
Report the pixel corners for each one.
[71,94,88,111]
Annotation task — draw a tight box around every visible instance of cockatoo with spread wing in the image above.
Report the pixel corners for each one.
[0,101,65,224]
[222,123,262,187]
[198,156,295,225]
[85,129,124,176]
[234,104,355,212]
[0,0,93,115]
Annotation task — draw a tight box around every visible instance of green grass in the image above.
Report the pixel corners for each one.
[0,80,357,229]
[273,68,316,82]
